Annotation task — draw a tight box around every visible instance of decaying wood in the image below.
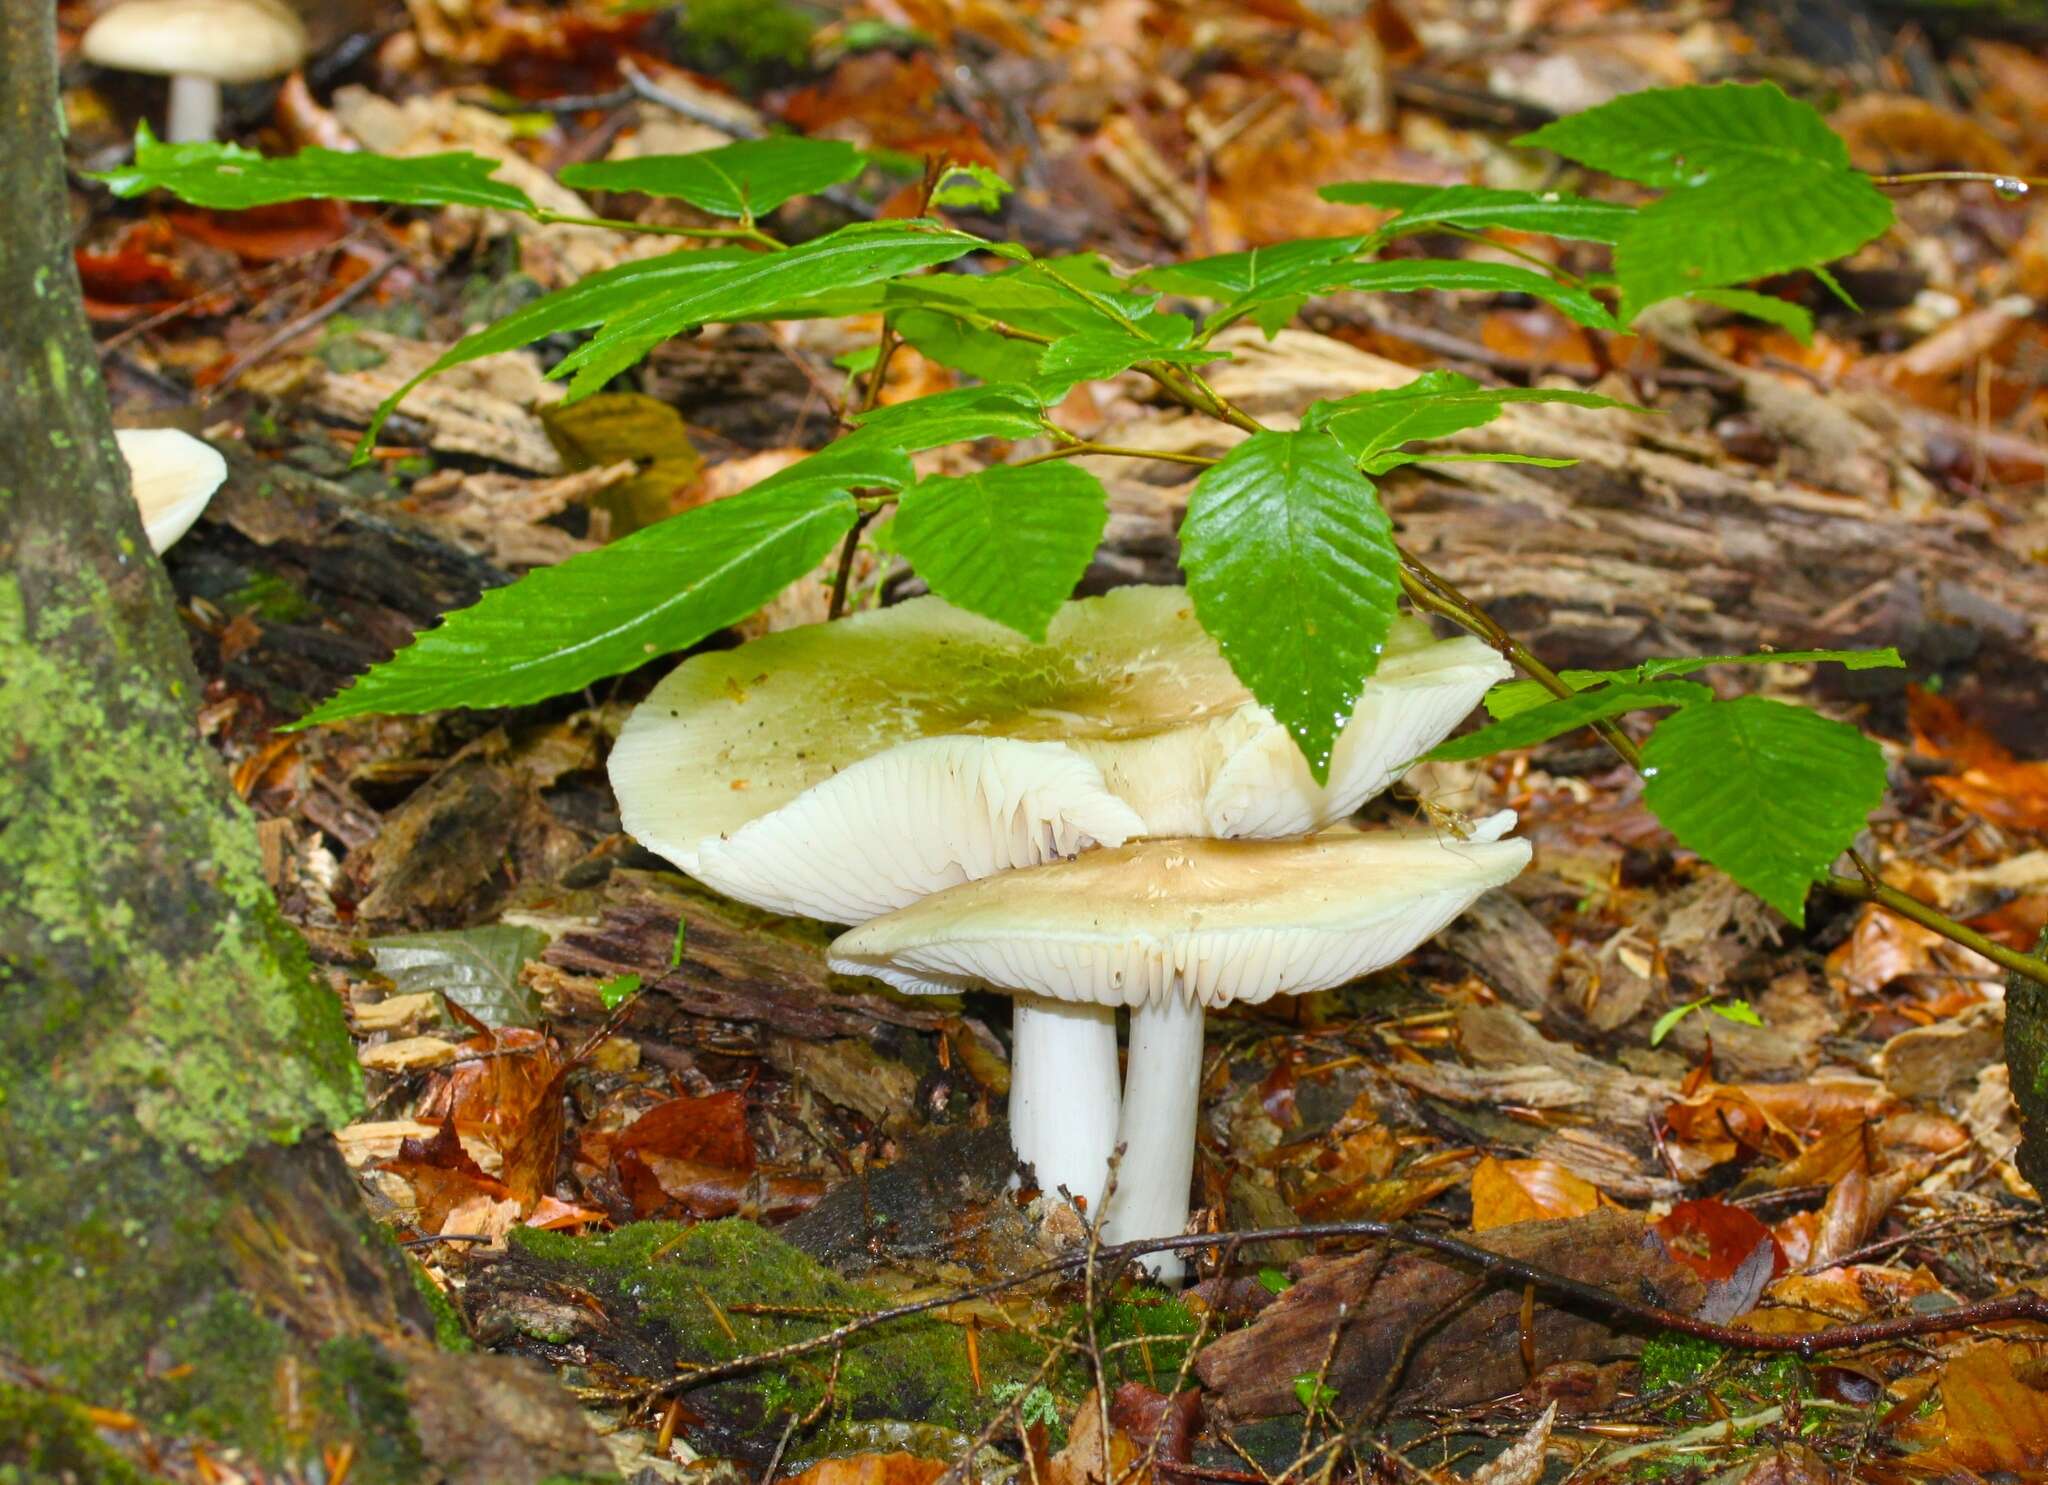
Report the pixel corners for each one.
[1193,1207,1705,1419]
[538,868,954,1039]
[1085,328,2047,693]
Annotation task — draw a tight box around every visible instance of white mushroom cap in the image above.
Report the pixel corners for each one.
[609,586,1508,922]
[81,0,309,82]
[114,428,228,553]
[828,813,1531,1008]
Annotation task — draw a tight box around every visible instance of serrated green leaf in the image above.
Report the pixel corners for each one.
[549,221,987,399]
[369,925,547,1029]
[356,246,755,456]
[1517,82,1852,191]
[1218,258,1619,333]
[559,137,864,218]
[1481,647,1905,720]
[932,162,1014,213]
[1036,328,1221,385]
[893,307,1048,387]
[1425,680,1712,763]
[1318,182,1635,243]
[1142,237,1368,336]
[1711,999,1764,1028]
[1516,84,1893,315]
[1641,695,1887,925]
[892,463,1107,639]
[297,450,892,724]
[1306,370,1639,464]
[1690,288,1815,343]
[1140,236,1367,299]
[846,383,1047,451]
[92,126,540,214]
[1180,430,1402,781]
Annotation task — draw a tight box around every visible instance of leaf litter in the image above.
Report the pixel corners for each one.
[62,0,2048,1480]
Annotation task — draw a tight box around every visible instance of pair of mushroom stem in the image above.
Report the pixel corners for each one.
[1013,993,1204,1280]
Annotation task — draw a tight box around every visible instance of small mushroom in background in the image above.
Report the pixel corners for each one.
[830,816,1532,1282]
[608,585,1508,1221]
[114,428,227,553]
[80,0,310,143]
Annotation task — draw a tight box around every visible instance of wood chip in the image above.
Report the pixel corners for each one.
[359,1035,459,1072]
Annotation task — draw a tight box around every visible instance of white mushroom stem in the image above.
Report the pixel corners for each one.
[1009,995,1121,1218]
[1101,993,1205,1284]
[165,73,222,142]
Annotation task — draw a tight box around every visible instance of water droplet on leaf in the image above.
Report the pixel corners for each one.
[1993,177,2029,201]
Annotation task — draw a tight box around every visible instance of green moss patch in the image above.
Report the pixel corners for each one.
[509,1220,1049,1461]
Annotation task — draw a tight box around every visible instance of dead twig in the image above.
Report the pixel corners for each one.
[594,1216,2048,1412]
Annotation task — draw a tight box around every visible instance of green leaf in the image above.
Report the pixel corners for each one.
[356,246,756,456]
[1141,237,1367,298]
[1306,370,1638,464]
[559,137,864,218]
[1219,259,1620,333]
[1481,647,1905,720]
[297,449,894,724]
[931,162,1014,214]
[1690,288,1815,344]
[92,126,538,213]
[1141,237,1367,336]
[1641,695,1887,925]
[598,972,644,1011]
[1649,999,1700,1047]
[1318,182,1635,243]
[1653,995,1761,1045]
[550,221,988,399]
[1036,328,1222,386]
[369,925,548,1029]
[1292,1374,1338,1412]
[892,463,1108,639]
[846,384,1047,450]
[1425,680,1712,763]
[1517,83,1894,314]
[893,307,1048,388]
[1180,430,1402,782]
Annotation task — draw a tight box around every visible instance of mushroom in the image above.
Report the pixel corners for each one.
[114,428,227,553]
[80,0,310,143]
[829,816,1531,1279]
[609,585,1510,922]
[609,586,1509,1218]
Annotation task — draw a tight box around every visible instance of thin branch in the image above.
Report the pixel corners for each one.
[531,208,783,250]
[594,1216,2048,1411]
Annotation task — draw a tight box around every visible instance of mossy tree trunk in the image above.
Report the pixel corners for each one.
[0,9,609,1479]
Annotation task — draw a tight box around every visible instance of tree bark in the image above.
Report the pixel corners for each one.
[0,9,608,1479]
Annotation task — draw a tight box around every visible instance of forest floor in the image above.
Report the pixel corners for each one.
[55,0,2048,1480]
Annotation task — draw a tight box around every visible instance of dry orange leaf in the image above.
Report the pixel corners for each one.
[1909,687,2048,833]
[782,1454,950,1485]
[1469,1157,1602,1232]
[1887,1340,2048,1475]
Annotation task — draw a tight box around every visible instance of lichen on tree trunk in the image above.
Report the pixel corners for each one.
[2003,930,2048,1197]
[0,8,609,1479]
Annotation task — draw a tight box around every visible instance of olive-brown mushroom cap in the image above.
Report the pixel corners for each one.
[608,587,1508,922]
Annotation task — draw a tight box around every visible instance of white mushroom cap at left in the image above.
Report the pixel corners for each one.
[114,428,227,553]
